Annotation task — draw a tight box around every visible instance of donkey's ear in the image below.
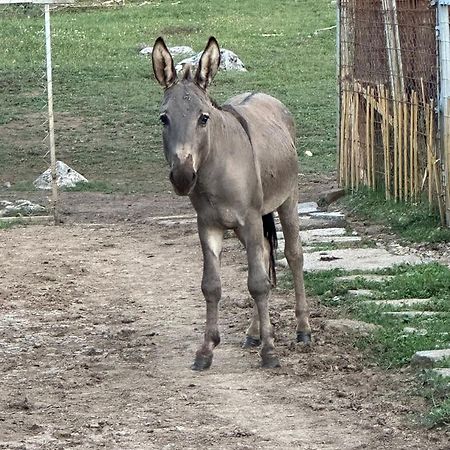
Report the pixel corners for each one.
[195,37,221,90]
[152,37,177,88]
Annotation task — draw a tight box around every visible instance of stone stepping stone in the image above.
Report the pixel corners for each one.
[303,247,424,272]
[297,202,320,215]
[348,289,375,297]
[336,274,394,283]
[301,228,360,245]
[432,368,450,379]
[403,327,428,336]
[411,348,450,368]
[382,311,443,318]
[324,319,381,335]
[364,298,431,307]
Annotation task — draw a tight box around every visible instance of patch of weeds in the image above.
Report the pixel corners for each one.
[343,189,450,243]
[64,181,120,194]
[279,261,450,425]
[416,371,450,429]
[0,219,27,229]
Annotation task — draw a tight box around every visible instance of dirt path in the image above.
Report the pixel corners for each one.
[0,215,448,449]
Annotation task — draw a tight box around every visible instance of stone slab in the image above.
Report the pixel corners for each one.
[303,247,424,272]
[336,274,394,283]
[348,289,375,297]
[403,327,428,336]
[432,368,450,378]
[382,311,442,318]
[364,298,431,307]
[411,349,450,368]
[325,319,381,335]
[297,202,320,215]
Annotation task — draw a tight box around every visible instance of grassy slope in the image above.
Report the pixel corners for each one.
[0,0,337,192]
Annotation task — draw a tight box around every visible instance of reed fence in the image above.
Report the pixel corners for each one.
[338,0,450,225]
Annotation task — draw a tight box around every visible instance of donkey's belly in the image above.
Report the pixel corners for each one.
[226,92,298,213]
[227,93,298,214]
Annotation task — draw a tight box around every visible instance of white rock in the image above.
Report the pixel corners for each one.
[175,49,247,72]
[0,199,46,217]
[34,161,88,190]
[140,45,195,56]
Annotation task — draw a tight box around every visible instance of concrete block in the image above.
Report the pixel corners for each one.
[297,202,320,215]
[364,298,431,308]
[411,349,450,368]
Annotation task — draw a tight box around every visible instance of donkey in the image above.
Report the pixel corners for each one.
[152,36,311,370]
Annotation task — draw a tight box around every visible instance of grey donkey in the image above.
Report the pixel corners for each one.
[152,36,311,370]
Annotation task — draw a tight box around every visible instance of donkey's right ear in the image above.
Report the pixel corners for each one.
[152,37,177,88]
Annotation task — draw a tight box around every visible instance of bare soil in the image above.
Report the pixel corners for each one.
[1,180,449,449]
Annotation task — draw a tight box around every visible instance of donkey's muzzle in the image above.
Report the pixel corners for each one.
[169,155,197,196]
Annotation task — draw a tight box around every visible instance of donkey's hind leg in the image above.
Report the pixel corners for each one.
[239,213,280,368]
[277,195,311,343]
[235,228,270,349]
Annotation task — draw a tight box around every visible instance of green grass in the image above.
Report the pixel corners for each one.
[0,0,337,192]
[280,262,450,427]
[343,189,450,243]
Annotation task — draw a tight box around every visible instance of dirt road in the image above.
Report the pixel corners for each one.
[0,194,448,449]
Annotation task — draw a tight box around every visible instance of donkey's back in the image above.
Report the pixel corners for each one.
[225,92,299,215]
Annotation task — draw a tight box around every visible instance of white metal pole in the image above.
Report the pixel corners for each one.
[44,3,58,225]
[437,2,450,225]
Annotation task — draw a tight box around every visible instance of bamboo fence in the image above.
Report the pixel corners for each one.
[338,0,449,225]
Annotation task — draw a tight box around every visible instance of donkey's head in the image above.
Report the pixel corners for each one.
[152,36,221,196]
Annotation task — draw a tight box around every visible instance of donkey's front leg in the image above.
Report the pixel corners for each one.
[242,216,280,368]
[192,223,224,371]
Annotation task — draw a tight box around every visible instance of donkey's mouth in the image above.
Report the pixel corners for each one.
[169,168,197,196]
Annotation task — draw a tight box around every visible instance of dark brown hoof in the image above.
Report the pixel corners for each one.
[297,331,312,344]
[261,355,281,369]
[242,336,261,348]
[191,354,213,371]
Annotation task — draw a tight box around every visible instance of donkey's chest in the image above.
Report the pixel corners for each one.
[190,192,245,229]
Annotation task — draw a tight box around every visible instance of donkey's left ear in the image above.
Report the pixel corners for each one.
[195,37,221,90]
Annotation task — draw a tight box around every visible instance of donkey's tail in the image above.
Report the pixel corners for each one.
[262,213,278,287]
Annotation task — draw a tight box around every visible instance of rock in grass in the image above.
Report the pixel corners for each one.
[411,349,450,368]
[0,200,46,217]
[139,45,195,57]
[34,161,88,190]
[175,49,247,72]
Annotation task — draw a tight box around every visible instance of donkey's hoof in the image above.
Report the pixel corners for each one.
[242,336,261,349]
[191,354,213,371]
[261,355,281,369]
[296,331,312,345]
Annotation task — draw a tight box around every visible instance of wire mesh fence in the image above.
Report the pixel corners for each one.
[338,0,450,225]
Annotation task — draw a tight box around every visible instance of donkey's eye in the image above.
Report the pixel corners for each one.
[160,113,169,126]
[199,113,210,126]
